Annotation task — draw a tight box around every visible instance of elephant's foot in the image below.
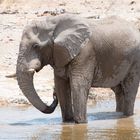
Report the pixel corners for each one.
[62,109,74,123]
[115,98,124,112]
[111,85,124,113]
[123,110,134,116]
[74,116,87,124]
[62,108,87,123]
[116,106,124,112]
[115,95,134,116]
[121,65,139,116]
[63,117,74,123]
[123,100,134,116]
[116,100,124,112]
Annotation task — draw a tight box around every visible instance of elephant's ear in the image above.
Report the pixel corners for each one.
[53,16,91,67]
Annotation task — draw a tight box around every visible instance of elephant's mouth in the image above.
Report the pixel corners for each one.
[28,63,43,73]
[35,64,44,72]
[28,67,41,73]
[27,58,44,74]
[36,69,40,72]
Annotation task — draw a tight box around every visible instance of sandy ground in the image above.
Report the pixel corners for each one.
[0,0,140,106]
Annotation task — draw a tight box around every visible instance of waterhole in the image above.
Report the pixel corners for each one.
[0,99,140,140]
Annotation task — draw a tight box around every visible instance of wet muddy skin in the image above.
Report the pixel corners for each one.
[0,99,140,140]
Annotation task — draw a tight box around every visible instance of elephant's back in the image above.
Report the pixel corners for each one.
[91,16,140,62]
[90,17,140,87]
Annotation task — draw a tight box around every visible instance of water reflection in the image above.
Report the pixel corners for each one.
[30,125,62,140]
[28,124,88,140]
[27,112,139,140]
[60,124,88,140]
[89,116,140,140]
[113,117,140,140]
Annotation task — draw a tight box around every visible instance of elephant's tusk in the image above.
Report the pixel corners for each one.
[28,69,35,73]
[5,73,16,78]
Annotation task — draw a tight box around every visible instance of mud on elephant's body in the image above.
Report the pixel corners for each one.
[16,14,140,123]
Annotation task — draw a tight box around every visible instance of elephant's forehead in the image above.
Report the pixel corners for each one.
[23,22,52,39]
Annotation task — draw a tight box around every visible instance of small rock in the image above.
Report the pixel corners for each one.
[59,3,66,6]
[24,12,28,14]
[35,12,39,15]
[130,1,136,5]
[0,99,9,106]
[0,10,19,14]
[37,8,66,17]
[131,8,134,10]
[86,15,100,19]
[9,38,14,41]
[10,98,29,105]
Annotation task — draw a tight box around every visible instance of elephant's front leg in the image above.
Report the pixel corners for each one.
[70,68,93,123]
[54,75,74,122]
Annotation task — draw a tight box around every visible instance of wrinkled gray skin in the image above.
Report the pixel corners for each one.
[16,14,140,123]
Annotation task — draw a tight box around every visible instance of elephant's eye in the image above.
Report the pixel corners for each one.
[32,43,39,49]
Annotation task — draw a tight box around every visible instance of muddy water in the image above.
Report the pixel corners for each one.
[0,99,140,140]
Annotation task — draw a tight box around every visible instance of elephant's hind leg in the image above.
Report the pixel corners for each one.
[111,84,124,112]
[121,64,140,116]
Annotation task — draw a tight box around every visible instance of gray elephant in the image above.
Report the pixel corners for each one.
[16,14,140,123]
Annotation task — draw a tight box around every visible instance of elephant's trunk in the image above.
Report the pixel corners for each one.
[16,68,58,114]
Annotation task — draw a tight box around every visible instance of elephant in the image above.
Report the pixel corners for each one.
[16,14,140,123]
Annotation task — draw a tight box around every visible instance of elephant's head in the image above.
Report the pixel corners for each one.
[16,14,91,113]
